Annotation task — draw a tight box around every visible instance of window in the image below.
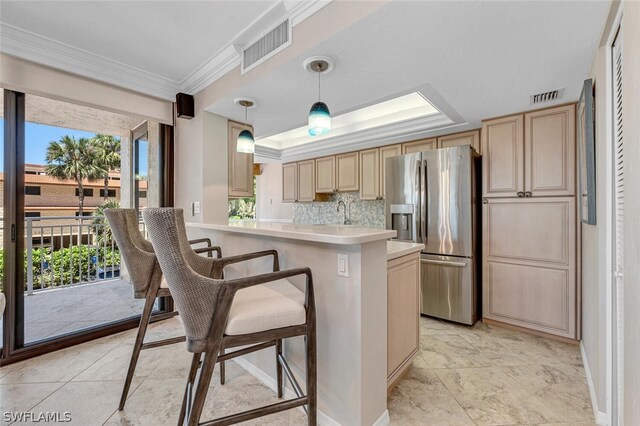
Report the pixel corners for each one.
[138,190,147,198]
[75,211,92,217]
[25,212,41,218]
[100,189,116,198]
[75,188,94,197]
[25,185,41,195]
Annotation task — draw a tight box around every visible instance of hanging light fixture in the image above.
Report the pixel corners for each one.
[304,56,334,136]
[234,97,256,153]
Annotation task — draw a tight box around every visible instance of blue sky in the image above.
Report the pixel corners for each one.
[0,119,146,174]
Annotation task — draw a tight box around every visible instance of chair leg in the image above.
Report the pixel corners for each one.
[219,346,225,385]
[179,353,202,426]
[306,327,317,425]
[119,289,156,410]
[276,339,284,398]
[187,350,218,426]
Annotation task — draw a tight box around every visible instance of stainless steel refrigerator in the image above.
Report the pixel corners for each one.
[385,145,481,325]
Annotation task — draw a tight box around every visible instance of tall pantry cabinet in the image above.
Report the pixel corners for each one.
[481,104,579,340]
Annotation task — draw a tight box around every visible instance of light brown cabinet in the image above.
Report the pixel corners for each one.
[402,138,437,154]
[297,160,316,202]
[228,121,254,198]
[336,152,359,192]
[282,162,298,202]
[483,197,576,339]
[380,144,402,199]
[387,252,420,388]
[315,156,336,193]
[359,148,381,200]
[482,104,575,198]
[438,130,481,153]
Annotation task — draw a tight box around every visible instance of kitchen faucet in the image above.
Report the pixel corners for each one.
[337,201,352,225]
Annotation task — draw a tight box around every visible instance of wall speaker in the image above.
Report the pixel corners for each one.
[176,93,194,119]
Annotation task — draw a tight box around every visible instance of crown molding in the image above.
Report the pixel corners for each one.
[0,23,179,100]
[257,113,470,163]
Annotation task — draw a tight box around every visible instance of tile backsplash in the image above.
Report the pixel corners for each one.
[292,192,386,228]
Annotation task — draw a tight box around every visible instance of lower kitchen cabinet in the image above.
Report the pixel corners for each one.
[387,251,420,388]
[482,197,577,340]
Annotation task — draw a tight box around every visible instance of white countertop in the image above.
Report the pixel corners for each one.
[387,240,425,260]
[186,221,396,245]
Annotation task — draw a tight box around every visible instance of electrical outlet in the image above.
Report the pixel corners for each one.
[192,201,201,216]
[337,254,349,277]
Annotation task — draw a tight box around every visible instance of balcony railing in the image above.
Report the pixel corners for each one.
[22,215,138,295]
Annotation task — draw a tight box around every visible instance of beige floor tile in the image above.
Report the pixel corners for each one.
[435,367,562,425]
[388,358,474,425]
[419,334,493,369]
[0,341,119,384]
[25,380,142,426]
[0,382,64,426]
[419,316,458,336]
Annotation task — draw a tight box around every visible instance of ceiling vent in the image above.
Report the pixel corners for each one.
[241,19,291,74]
[529,88,564,105]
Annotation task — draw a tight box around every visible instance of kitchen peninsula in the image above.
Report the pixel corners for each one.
[186,221,423,426]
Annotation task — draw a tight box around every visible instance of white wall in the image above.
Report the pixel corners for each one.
[255,163,293,220]
[622,2,640,423]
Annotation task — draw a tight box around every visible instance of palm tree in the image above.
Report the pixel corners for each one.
[45,135,106,216]
[92,134,121,200]
[92,199,120,247]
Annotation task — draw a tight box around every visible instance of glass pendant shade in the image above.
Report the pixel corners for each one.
[308,101,331,136]
[236,129,255,153]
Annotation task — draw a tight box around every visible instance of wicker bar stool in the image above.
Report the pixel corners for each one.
[105,208,223,411]
[143,208,317,426]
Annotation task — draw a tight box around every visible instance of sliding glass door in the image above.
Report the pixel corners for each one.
[1,89,174,362]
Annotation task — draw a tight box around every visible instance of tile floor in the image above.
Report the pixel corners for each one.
[0,316,594,425]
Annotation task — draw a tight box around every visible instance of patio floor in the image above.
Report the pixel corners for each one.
[0,279,147,344]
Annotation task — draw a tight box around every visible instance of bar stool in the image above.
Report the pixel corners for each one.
[105,208,222,411]
[142,208,317,426]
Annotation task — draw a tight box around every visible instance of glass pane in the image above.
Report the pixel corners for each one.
[0,89,4,350]
[134,134,149,216]
[21,93,152,344]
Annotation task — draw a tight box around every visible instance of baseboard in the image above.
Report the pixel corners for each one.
[232,357,341,426]
[580,342,609,425]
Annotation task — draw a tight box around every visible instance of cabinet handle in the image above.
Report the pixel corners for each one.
[517,191,524,198]
[482,198,488,204]
[524,191,532,198]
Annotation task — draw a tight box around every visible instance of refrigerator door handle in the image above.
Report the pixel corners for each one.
[421,161,428,245]
[420,259,467,267]
[415,160,422,243]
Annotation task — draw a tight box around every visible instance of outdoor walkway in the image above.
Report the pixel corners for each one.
[0,280,147,344]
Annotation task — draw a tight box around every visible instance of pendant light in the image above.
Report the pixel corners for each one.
[234,97,256,153]
[304,56,334,136]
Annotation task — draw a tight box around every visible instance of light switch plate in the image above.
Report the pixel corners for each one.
[192,201,201,216]
[337,254,349,277]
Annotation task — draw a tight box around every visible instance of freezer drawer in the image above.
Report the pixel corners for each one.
[420,254,476,325]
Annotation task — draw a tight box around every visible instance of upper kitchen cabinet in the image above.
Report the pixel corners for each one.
[524,104,575,196]
[482,104,575,198]
[282,162,298,203]
[438,130,481,153]
[380,144,402,199]
[360,148,381,200]
[402,138,437,154]
[336,152,359,191]
[315,156,336,193]
[228,121,254,198]
[482,115,524,198]
[297,159,316,202]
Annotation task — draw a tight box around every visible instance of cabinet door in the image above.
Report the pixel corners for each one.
[336,152,359,191]
[482,115,524,197]
[524,104,575,196]
[483,197,576,339]
[228,121,254,198]
[387,254,420,379]
[380,144,402,199]
[402,138,437,154]
[359,148,380,200]
[315,156,336,193]
[297,160,315,202]
[438,130,481,154]
[282,162,298,203]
